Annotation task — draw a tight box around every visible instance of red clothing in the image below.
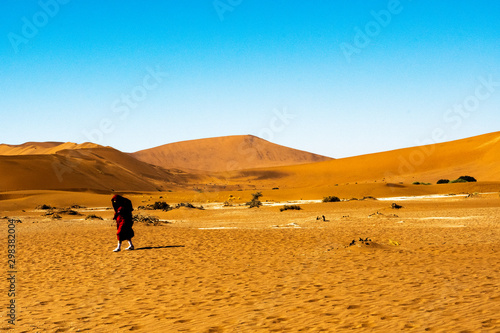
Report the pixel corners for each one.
[112,195,134,241]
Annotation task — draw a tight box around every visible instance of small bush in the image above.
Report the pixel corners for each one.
[246,192,263,208]
[437,179,450,184]
[139,201,172,211]
[36,204,53,210]
[452,175,477,183]
[175,202,204,210]
[323,196,340,203]
[133,214,160,225]
[153,201,171,210]
[85,214,103,220]
[133,214,169,226]
[412,182,431,185]
[247,201,262,208]
[70,204,85,209]
[57,208,81,215]
[280,205,302,212]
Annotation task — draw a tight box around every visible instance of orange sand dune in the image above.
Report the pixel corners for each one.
[0,141,103,155]
[131,135,333,172]
[0,190,113,211]
[1,132,499,198]
[2,134,500,332]
[0,147,198,192]
[223,131,500,195]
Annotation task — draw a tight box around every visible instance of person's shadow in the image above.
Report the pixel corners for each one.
[134,245,185,251]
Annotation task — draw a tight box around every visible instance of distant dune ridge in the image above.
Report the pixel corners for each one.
[0,132,499,193]
[0,146,197,192]
[130,135,333,172]
[0,142,103,155]
[224,131,500,191]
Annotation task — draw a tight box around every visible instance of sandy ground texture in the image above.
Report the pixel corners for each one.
[1,193,500,332]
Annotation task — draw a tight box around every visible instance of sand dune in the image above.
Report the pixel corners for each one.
[0,146,198,192]
[1,132,500,332]
[0,142,103,155]
[131,135,333,172]
[223,131,500,196]
[1,132,499,197]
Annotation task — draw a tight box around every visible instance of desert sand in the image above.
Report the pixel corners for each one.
[1,132,500,332]
[1,188,500,332]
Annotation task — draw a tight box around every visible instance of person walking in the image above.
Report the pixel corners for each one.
[111,194,135,252]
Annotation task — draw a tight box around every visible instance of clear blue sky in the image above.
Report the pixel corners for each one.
[1,0,499,158]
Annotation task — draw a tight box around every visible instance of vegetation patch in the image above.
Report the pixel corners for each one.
[451,175,477,183]
[347,237,372,247]
[175,202,204,210]
[85,214,103,220]
[133,214,160,225]
[280,205,302,212]
[246,192,263,208]
[323,196,340,203]
[224,194,237,207]
[436,176,476,184]
[70,205,86,209]
[133,214,170,226]
[138,201,172,211]
[412,181,431,185]
[36,204,54,210]
[139,201,204,211]
[57,208,81,215]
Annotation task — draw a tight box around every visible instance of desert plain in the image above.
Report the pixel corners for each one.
[1,133,500,332]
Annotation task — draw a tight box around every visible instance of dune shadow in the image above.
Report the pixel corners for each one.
[386,183,406,188]
[134,245,185,251]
